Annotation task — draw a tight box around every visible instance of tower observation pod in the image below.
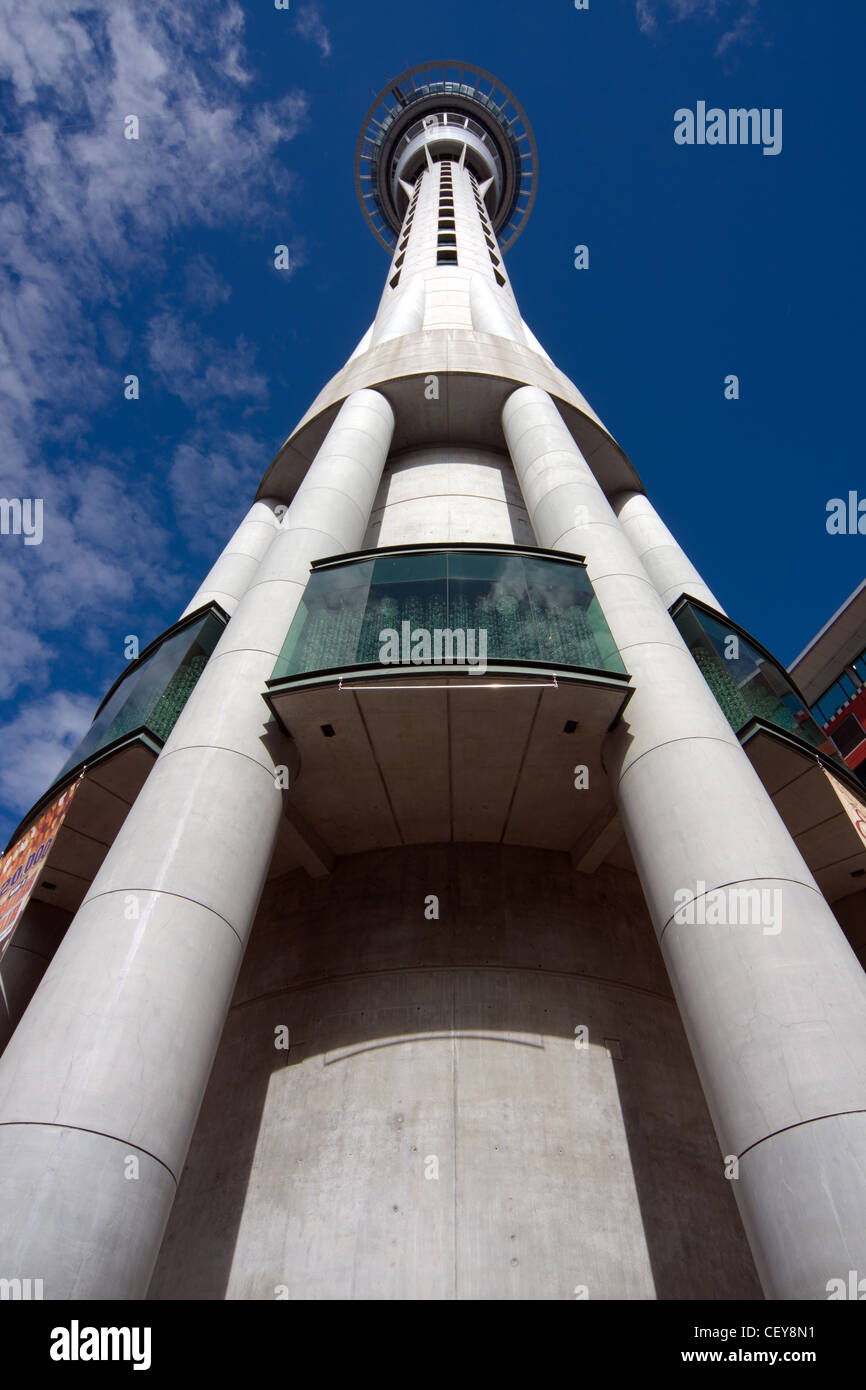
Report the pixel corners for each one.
[1,61,866,1303]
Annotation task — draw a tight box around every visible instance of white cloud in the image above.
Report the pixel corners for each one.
[0,0,307,708]
[0,690,95,818]
[636,0,760,51]
[636,0,658,34]
[146,312,268,410]
[184,255,232,311]
[168,430,265,554]
[295,4,332,59]
[717,2,759,56]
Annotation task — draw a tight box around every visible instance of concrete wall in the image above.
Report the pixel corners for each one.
[363,446,535,548]
[373,160,524,343]
[0,900,72,1055]
[148,845,761,1301]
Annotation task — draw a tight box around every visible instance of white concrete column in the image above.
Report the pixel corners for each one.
[610,488,725,614]
[503,385,866,1300]
[0,388,394,1299]
[180,496,285,619]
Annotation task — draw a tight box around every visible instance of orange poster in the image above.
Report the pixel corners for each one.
[0,779,80,963]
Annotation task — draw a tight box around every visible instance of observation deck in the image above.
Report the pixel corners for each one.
[355,61,537,251]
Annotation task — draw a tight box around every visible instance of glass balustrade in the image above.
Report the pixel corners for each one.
[671,599,840,760]
[271,547,626,682]
[52,607,227,786]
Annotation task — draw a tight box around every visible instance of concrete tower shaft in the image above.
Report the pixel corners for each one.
[1,60,865,1305]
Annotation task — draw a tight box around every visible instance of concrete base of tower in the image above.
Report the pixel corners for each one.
[147,845,761,1301]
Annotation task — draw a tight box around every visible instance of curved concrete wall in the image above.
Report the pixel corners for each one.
[363,446,535,547]
[148,845,761,1301]
[0,901,71,1055]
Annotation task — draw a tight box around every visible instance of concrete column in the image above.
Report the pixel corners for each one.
[180,496,285,619]
[0,388,394,1299]
[610,488,725,614]
[503,385,866,1301]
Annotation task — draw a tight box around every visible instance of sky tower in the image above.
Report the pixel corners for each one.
[1,61,866,1302]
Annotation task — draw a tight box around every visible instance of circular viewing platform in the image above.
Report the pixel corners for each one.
[355,60,537,252]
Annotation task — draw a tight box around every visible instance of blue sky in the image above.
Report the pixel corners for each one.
[0,0,863,845]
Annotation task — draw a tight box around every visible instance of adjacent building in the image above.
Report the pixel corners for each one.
[789,580,866,787]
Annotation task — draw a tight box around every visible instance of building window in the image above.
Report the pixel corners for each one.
[493,269,506,286]
[832,713,866,758]
[437,248,458,264]
[815,674,859,724]
[438,232,456,245]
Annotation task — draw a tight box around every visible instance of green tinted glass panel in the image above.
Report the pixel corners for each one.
[54,612,225,782]
[358,552,447,663]
[522,555,620,671]
[271,549,626,678]
[447,552,536,661]
[673,603,839,759]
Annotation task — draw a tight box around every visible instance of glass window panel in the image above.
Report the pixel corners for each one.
[275,560,374,677]
[54,612,224,781]
[854,652,866,681]
[359,556,446,664]
[447,552,536,660]
[523,556,623,671]
[815,693,838,725]
[148,614,225,740]
[832,714,866,758]
[673,604,839,758]
[823,681,849,717]
[270,550,625,679]
[371,552,446,585]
